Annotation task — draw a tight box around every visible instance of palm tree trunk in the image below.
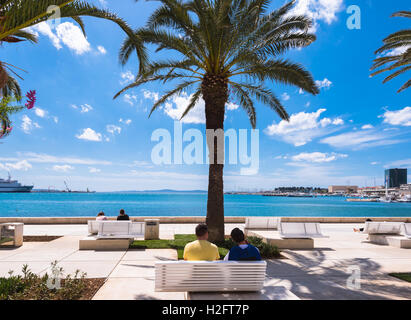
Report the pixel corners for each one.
[202,74,227,243]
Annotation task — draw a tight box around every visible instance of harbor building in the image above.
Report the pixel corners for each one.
[385,168,407,188]
[328,185,358,194]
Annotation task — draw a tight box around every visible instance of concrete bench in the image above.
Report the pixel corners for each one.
[279,222,328,239]
[97,221,144,239]
[244,217,280,233]
[79,221,145,250]
[155,261,267,292]
[402,223,411,239]
[362,222,403,235]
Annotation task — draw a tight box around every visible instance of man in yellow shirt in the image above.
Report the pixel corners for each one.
[183,224,220,261]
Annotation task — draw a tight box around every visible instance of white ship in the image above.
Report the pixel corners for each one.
[0,173,33,193]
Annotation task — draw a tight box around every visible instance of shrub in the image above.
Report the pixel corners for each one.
[0,262,88,300]
[216,236,281,259]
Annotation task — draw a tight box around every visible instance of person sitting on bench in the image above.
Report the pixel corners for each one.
[183,224,220,261]
[96,211,107,221]
[117,209,130,221]
[353,218,372,232]
[224,228,261,261]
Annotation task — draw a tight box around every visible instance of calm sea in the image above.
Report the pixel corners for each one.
[0,192,411,217]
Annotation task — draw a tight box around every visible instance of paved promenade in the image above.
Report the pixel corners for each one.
[0,223,410,299]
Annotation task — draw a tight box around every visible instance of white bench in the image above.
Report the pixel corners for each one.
[96,221,145,239]
[88,220,100,235]
[403,223,411,239]
[155,261,267,292]
[245,217,280,230]
[361,222,403,235]
[279,222,328,239]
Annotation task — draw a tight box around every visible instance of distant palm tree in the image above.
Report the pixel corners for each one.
[115,0,319,242]
[0,0,146,96]
[371,11,411,93]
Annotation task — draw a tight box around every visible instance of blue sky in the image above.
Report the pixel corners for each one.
[1,0,410,191]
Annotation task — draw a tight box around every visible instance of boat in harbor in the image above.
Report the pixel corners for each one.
[0,174,33,193]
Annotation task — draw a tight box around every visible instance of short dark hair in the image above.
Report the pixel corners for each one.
[119,209,125,215]
[195,224,208,237]
[365,218,372,222]
[97,212,105,217]
[231,228,245,243]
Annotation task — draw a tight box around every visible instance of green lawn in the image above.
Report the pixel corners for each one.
[130,234,229,259]
[130,234,281,260]
[389,273,411,283]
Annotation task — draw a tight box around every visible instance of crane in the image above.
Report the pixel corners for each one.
[64,181,71,193]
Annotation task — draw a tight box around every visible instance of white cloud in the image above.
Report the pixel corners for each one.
[384,159,411,168]
[142,89,159,102]
[106,125,121,135]
[120,71,135,85]
[29,22,91,55]
[361,124,374,130]
[226,102,239,110]
[370,161,379,165]
[383,46,410,57]
[71,103,93,113]
[164,92,206,124]
[290,0,344,31]
[124,93,138,106]
[75,128,102,142]
[89,167,101,173]
[291,152,347,163]
[53,116,59,124]
[0,160,32,171]
[315,78,332,89]
[52,165,74,172]
[381,106,411,127]
[119,118,132,125]
[264,108,344,146]
[320,130,404,150]
[159,92,239,124]
[55,22,91,55]
[97,45,107,55]
[34,107,47,118]
[299,88,304,94]
[0,153,112,166]
[21,115,41,134]
[281,92,290,101]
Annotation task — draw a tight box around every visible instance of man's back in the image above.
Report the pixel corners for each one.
[117,214,130,221]
[183,240,220,261]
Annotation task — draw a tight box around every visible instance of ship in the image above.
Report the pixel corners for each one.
[0,173,33,193]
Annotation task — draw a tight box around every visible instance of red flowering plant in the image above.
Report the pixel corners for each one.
[0,90,36,139]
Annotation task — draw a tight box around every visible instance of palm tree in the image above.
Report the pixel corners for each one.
[371,11,411,93]
[0,0,147,95]
[115,0,319,242]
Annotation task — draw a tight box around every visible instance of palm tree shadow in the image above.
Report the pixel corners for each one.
[265,250,411,300]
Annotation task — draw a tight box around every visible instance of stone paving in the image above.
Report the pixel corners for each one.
[0,223,410,300]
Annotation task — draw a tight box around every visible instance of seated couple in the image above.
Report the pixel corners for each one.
[183,223,261,261]
[96,209,130,221]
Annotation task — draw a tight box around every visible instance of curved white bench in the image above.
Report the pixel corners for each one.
[361,222,403,235]
[155,260,267,292]
[279,222,328,239]
[245,217,280,230]
[96,221,145,238]
[403,223,411,239]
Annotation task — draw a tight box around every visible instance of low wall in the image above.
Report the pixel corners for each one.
[0,216,410,224]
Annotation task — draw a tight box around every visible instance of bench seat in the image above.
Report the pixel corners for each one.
[155,261,267,292]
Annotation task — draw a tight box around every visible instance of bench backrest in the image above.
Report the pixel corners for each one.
[403,223,411,238]
[363,222,403,235]
[245,217,279,230]
[279,222,325,238]
[155,261,267,292]
[88,221,100,234]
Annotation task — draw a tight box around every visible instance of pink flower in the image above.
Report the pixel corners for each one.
[25,90,36,109]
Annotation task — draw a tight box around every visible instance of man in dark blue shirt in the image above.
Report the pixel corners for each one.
[224,228,261,261]
[117,209,130,221]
